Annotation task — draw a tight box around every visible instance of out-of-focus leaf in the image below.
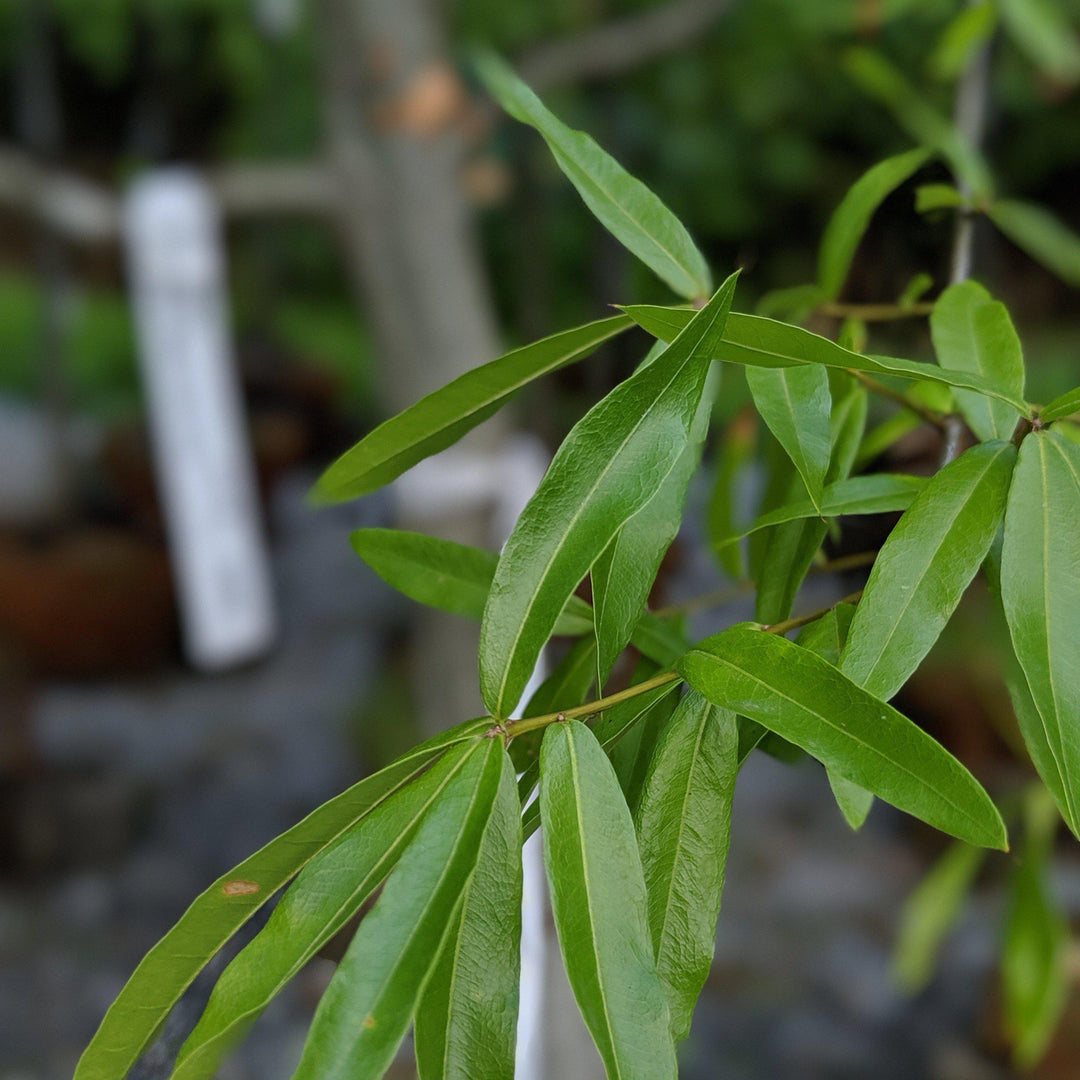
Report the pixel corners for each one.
[817,147,932,300]
[679,627,1008,848]
[915,183,966,213]
[854,381,953,469]
[540,720,678,1077]
[931,282,1025,442]
[624,306,1030,410]
[476,54,710,300]
[173,744,483,1080]
[351,529,592,635]
[717,473,925,548]
[73,719,488,1080]
[843,46,994,198]
[1001,431,1080,838]
[840,441,1016,700]
[989,199,1080,288]
[1041,385,1080,422]
[415,754,522,1080]
[898,272,934,308]
[635,692,737,1041]
[481,274,738,717]
[999,0,1080,84]
[746,364,832,512]
[893,841,985,992]
[929,1,997,81]
[291,738,503,1080]
[755,283,825,321]
[314,316,631,503]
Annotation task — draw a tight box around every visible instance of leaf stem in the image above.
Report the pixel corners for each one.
[820,301,934,321]
[763,588,865,637]
[501,670,682,739]
[848,369,950,433]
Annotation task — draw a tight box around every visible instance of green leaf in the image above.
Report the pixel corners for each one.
[998,0,1080,84]
[893,841,984,992]
[707,410,758,579]
[797,606,872,829]
[593,357,716,685]
[717,473,925,548]
[1001,430,1080,838]
[754,375,867,623]
[988,199,1080,288]
[678,627,1008,848]
[624,306,1030,411]
[840,441,1016,700]
[481,273,738,717]
[1002,825,1069,1067]
[313,315,631,503]
[351,529,593,636]
[539,720,678,1077]
[476,53,711,300]
[915,183,966,213]
[291,738,504,1080]
[854,381,953,470]
[635,691,738,1041]
[746,364,832,511]
[73,718,488,1080]
[415,753,522,1080]
[931,282,1025,442]
[928,1,997,81]
[843,46,994,198]
[1041,385,1080,422]
[817,147,932,300]
[172,743,485,1080]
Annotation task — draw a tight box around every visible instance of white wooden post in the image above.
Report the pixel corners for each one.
[123,170,277,671]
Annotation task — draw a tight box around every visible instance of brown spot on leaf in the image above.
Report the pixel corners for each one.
[222,879,260,897]
[362,1015,377,1030]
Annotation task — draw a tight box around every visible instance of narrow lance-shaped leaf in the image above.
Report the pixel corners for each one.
[840,440,1017,701]
[1001,430,1080,838]
[624,306,1031,412]
[796,606,872,830]
[592,357,716,685]
[350,528,592,636]
[893,841,985,993]
[634,691,738,1041]
[678,627,1008,849]
[755,373,867,623]
[716,473,925,549]
[539,720,678,1078]
[931,282,1025,442]
[988,199,1080,289]
[818,147,932,300]
[929,0,998,81]
[290,738,504,1080]
[746,363,832,512]
[415,753,522,1080]
[1041,385,1080,422]
[481,272,739,717]
[314,315,631,503]
[172,742,485,1080]
[72,718,488,1080]
[998,0,1080,84]
[476,54,710,300]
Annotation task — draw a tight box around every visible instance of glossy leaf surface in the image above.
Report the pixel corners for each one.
[931,282,1024,442]
[481,274,737,717]
[679,627,1008,848]
[1001,431,1080,837]
[415,753,522,1080]
[635,692,738,1041]
[540,720,678,1079]
[291,738,503,1080]
[315,316,631,503]
[840,440,1016,700]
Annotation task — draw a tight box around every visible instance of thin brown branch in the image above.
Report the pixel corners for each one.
[764,589,864,637]
[820,300,934,321]
[848,369,950,433]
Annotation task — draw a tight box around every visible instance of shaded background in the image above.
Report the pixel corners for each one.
[2,0,1080,1077]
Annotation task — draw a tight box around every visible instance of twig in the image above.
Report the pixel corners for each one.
[820,301,934,321]
[764,589,865,637]
[848,370,949,432]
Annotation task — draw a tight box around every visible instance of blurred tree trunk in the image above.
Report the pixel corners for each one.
[317,0,504,729]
